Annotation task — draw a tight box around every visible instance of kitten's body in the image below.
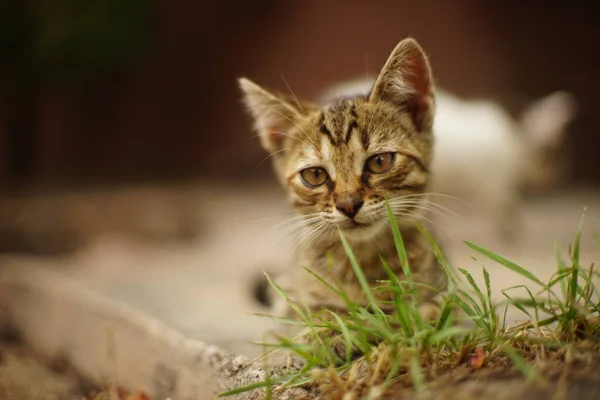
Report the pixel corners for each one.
[321,78,576,241]
[240,39,445,324]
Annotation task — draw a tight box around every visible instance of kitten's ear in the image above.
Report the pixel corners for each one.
[239,77,303,153]
[369,38,435,132]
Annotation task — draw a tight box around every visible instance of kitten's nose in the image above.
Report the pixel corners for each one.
[336,197,364,219]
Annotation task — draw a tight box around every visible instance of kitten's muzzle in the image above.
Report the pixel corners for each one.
[336,196,364,219]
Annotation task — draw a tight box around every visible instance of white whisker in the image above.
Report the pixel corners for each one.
[292,221,328,253]
[267,213,323,247]
[269,213,321,230]
[256,148,300,168]
[389,203,451,220]
[270,108,316,147]
[251,130,312,149]
[280,73,306,117]
[274,217,322,239]
[387,200,461,220]
[303,222,330,251]
[389,192,470,206]
[392,210,450,240]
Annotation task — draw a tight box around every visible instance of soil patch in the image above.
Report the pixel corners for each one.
[382,351,600,400]
[0,342,83,400]
[0,341,153,400]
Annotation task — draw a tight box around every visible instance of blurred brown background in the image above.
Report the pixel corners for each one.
[0,0,598,193]
[1,1,600,373]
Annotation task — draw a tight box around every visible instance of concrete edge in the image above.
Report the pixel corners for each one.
[0,263,274,400]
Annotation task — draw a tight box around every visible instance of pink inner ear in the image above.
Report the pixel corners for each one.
[405,55,432,97]
[403,53,433,132]
[265,126,285,150]
[409,97,433,132]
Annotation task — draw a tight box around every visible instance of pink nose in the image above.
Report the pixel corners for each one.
[336,196,364,219]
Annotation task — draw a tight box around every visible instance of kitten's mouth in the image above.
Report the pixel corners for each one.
[347,220,367,228]
[338,219,369,230]
[338,218,386,241]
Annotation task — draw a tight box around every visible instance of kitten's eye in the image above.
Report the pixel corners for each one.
[366,152,395,174]
[300,167,329,187]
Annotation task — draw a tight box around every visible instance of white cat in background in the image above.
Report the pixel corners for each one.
[320,78,576,241]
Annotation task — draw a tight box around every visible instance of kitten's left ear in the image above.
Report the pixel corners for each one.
[369,38,435,132]
[239,77,304,153]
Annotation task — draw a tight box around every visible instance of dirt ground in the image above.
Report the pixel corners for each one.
[0,341,83,400]
[386,358,600,400]
[0,340,157,400]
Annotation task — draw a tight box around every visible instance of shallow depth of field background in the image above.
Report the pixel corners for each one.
[0,1,599,353]
[1,1,599,191]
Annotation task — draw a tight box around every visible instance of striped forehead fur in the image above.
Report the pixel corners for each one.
[283,98,431,179]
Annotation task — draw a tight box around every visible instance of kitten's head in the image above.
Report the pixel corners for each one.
[519,91,576,191]
[239,38,435,242]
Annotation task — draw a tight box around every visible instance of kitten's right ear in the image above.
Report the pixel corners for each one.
[239,77,302,153]
[369,38,435,132]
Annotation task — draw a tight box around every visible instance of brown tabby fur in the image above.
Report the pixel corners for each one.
[240,38,446,323]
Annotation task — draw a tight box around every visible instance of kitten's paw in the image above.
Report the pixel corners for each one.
[251,273,273,307]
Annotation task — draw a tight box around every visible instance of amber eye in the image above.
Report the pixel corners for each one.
[365,152,395,174]
[300,167,329,187]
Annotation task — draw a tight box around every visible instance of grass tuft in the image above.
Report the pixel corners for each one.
[220,207,600,399]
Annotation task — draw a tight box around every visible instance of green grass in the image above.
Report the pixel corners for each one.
[220,206,600,399]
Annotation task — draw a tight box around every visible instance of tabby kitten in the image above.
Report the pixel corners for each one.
[240,38,446,323]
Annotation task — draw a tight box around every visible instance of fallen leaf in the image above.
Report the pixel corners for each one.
[470,348,486,369]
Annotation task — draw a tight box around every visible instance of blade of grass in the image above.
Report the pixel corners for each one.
[329,311,357,363]
[219,371,306,397]
[501,285,537,319]
[568,210,585,306]
[252,313,306,326]
[417,223,461,290]
[483,267,493,313]
[339,229,387,318]
[302,267,344,298]
[434,295,455,330]
[274,335,330,366]
[384,346,405,387]
[265,274,331,356]
[465,242,545,286]
[385,202,415,302]
[409,352,426,394]
[356,308,395,342]
[499,343,536,381]
[482,267,499,335]
[380,255,414,337]
[458,268,488,315]
[555,244,568,301]
[265,272,308,322]
[456,287,485,320]
[426,326,471,345]
[453,292,479,320]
